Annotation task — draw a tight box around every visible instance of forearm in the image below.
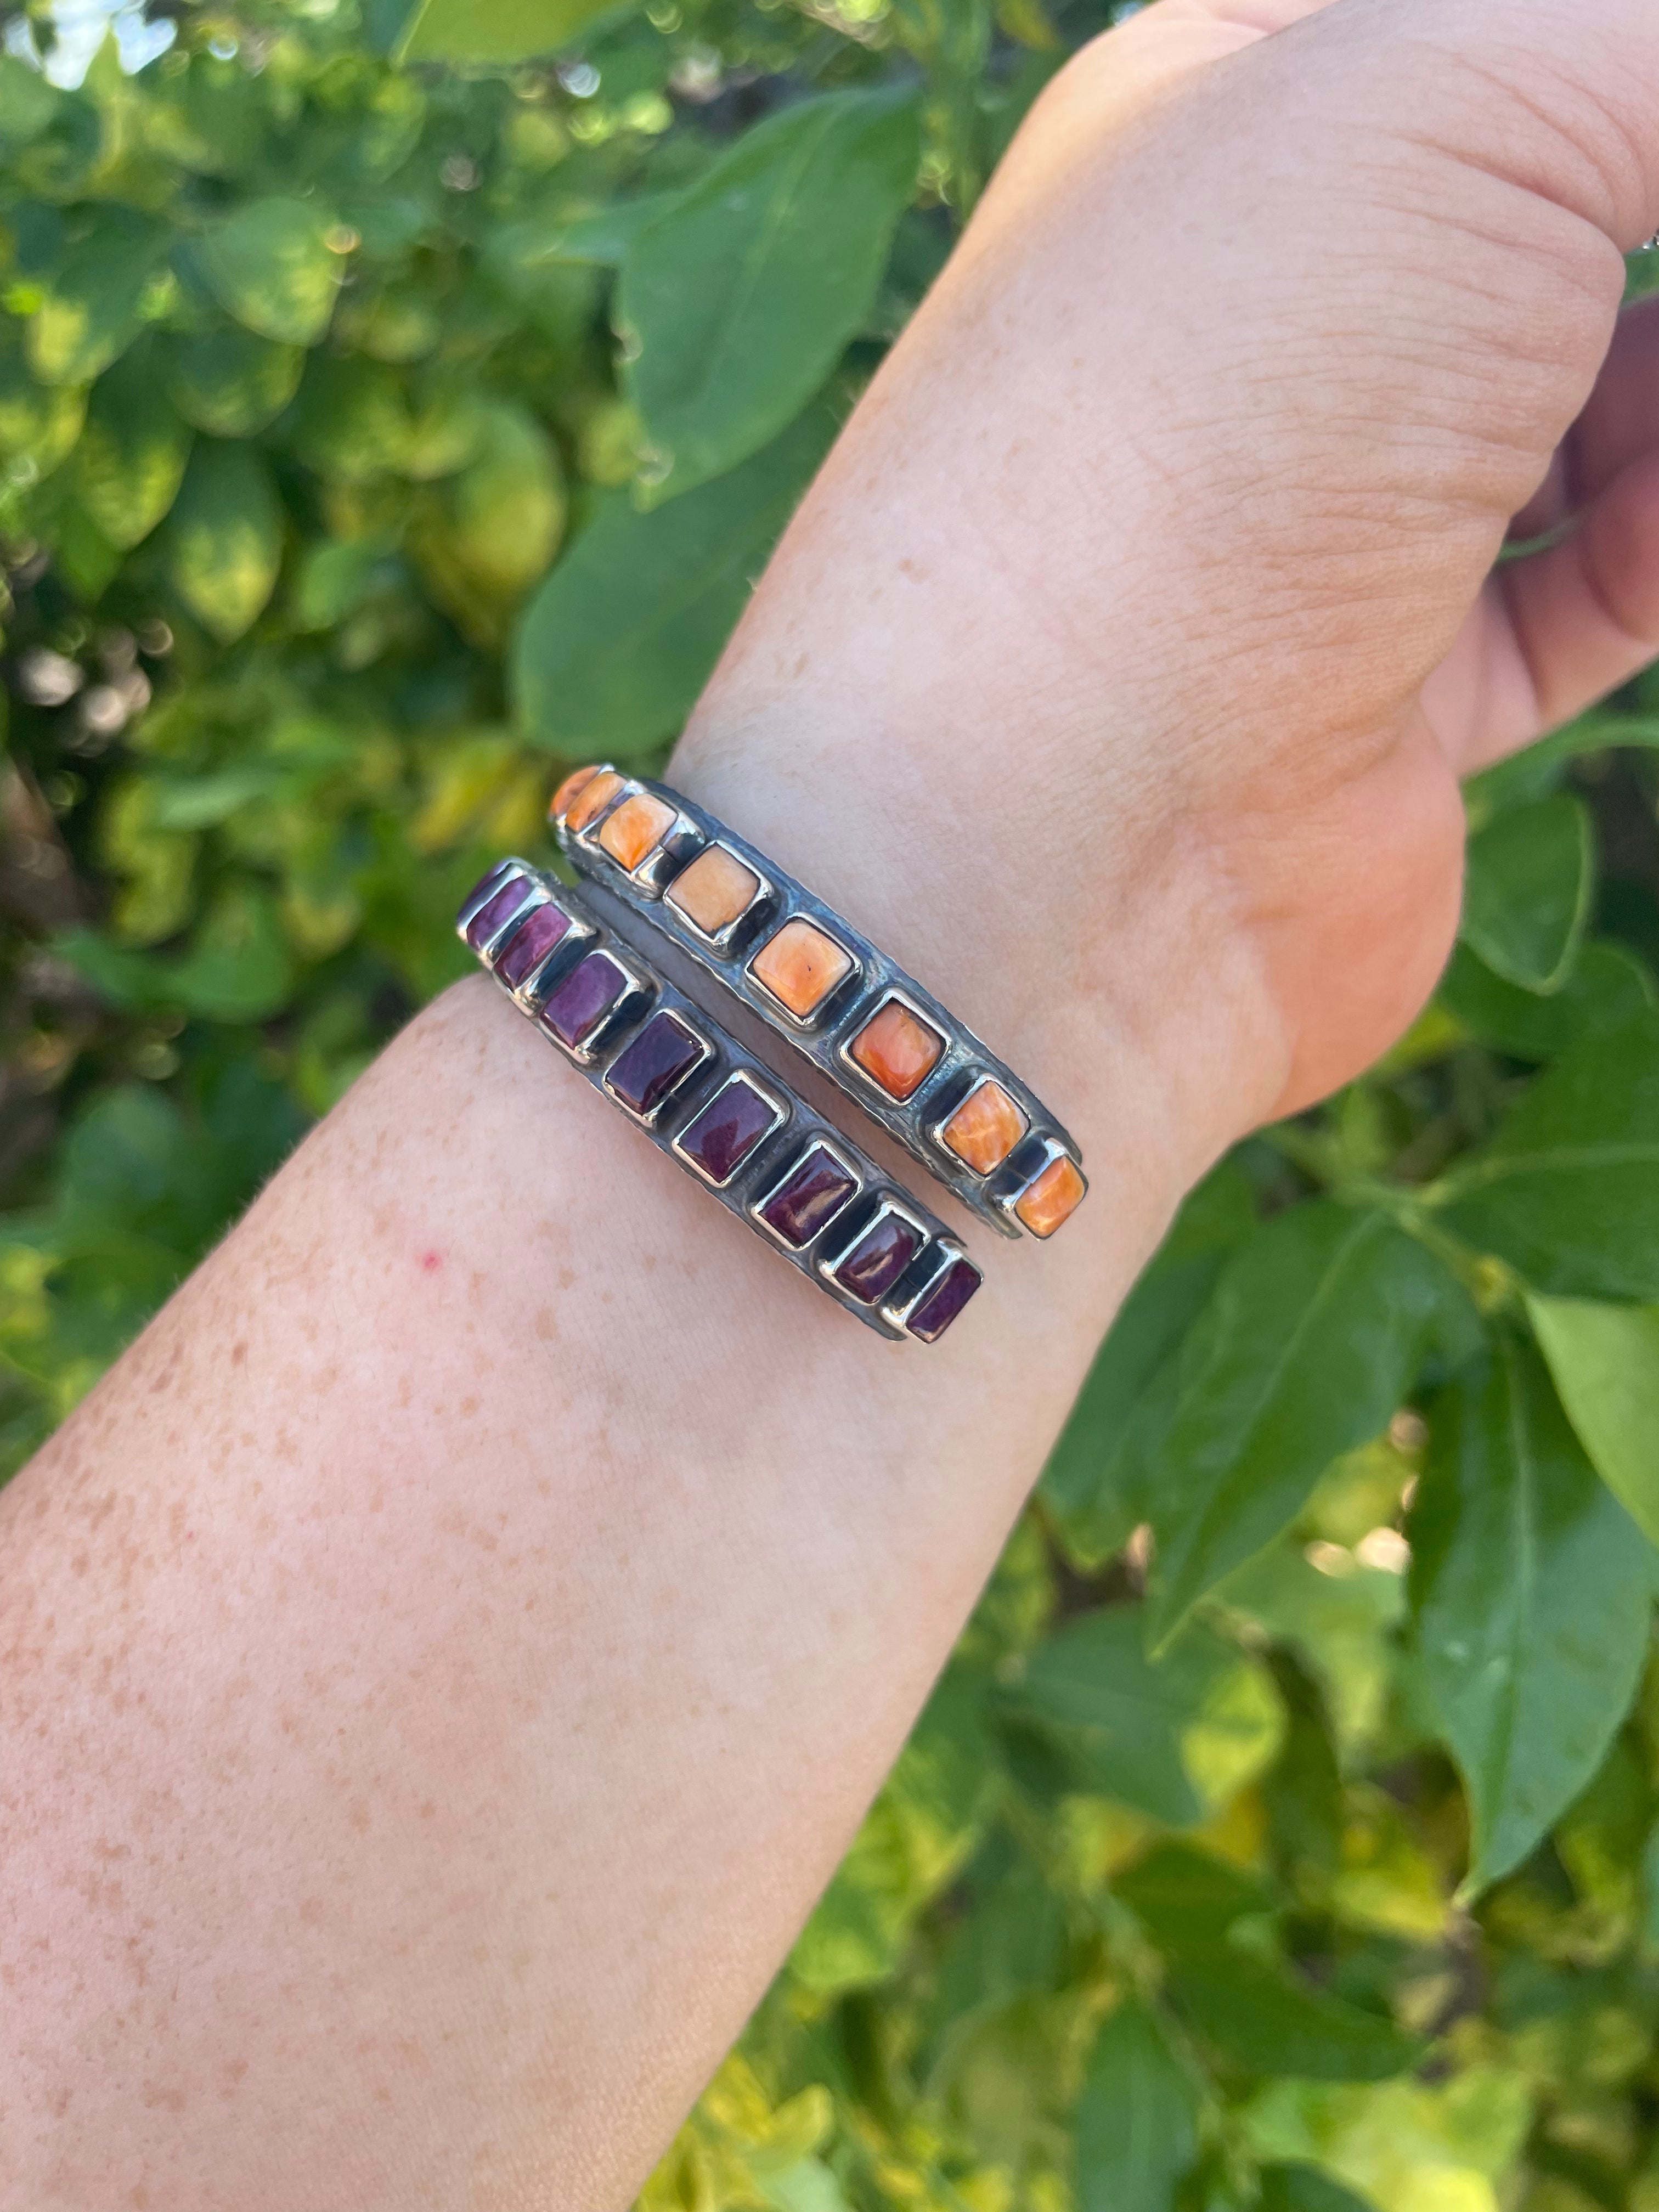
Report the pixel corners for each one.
[0,428,1258,2207]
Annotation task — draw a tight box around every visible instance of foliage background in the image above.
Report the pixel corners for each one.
[7,3,1659,2209]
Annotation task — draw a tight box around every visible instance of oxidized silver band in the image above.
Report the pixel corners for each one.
[549,766,1086,1242]
[458,858,983,1345]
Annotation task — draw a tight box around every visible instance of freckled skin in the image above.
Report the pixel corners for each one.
[10,1,1659,2205]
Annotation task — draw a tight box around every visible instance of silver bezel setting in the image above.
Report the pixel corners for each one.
[924,1071,1031,1177]
[816,1195,933,1305]
[990,1134,1088,1236]
[744,916,861,1034]
[670,1071,788,1189]
[663,839,777,955]
[838,986,949,1104]
[749,1138,865,1255]
[538,945,652,1069]
[601,1008,713,1127]
[552,778,1082,1239]
[881,1239,981,1341]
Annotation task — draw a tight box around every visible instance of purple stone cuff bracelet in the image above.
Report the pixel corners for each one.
[458,859,981,1345]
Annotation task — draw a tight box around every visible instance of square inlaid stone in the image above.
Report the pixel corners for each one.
[756,1143,859,1247]
[565,768,623,834]
[848,997,945,1102]
[749,917,854,1019]
[496,900,571,989]
[540,952,629,1050]
[1015,1154,1087,1238]
[464,873,531,952]
[605,1011,707,1117]
[667,844,761,937]
[941,1077,1028,1173]
[905,1257,981,1342]
[551,764,601,821]
[829,1209,924,1304]
[598,791,678,872]
[676,1075,782,1184]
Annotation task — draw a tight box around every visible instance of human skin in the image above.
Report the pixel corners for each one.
[7,0,1659,2202]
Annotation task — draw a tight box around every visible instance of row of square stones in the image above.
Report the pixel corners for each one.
[551,766,1086,1241]
[459,860,981,1344]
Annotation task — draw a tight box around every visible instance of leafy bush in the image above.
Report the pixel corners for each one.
[6,5,1659,2210]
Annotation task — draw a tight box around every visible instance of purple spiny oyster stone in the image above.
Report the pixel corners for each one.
[678,1077,780,1184]
[606,1012,706,1117]
[540,953,628,1049]
[496,900,571,989]
[464,872,531,952]
[757,1144,859,1248]
[905,1257,981,1342]
[831,1211,923,1304]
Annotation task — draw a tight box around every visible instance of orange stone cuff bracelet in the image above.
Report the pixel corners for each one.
[458,859,981,1344]
[550,765,1087,1242]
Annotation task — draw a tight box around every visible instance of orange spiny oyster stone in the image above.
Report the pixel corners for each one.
[565,768,624,833]
[749,917,854,1018]
[667,843,760,936]
[551,764,601,821]
[941,1077,1028,1174]
[849,997,945,1102]
[1015,1155,1086,1238]
[598,791,678,871]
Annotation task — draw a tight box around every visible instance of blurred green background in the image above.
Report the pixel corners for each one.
[9,5,1659,2210]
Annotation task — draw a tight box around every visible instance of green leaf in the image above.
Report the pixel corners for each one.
[1258,2163,1379,2212]
[1459,795,1592,994]
[396,0,635,61]
[619,90,919,501]
[1437,937,1655,1063]
[1527,1292,1659,1549]
[164,442,285,643]
[1434,1012,1659,1299]
[996,1609,1282,1827]
[1042,1160,1256,1568]
[1169,1954,1419,2083]
[163,327,304,437]
[1464,711,1659,821]
[27,211,167,386]
[511,398,837,755]
[1409,1334,1654,1890]
[1113,1839,1272,1950]
[526,194,686,268]
[0,348,86,476]
[196,197,342,347]
[166,884,296,1023]
[409,401,566,646]
[1147,1205,1465,1647]
[73,347,191,549]
[1074,2001,1198,2212]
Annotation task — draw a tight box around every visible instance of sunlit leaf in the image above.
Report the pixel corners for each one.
[74,345,191,549]
[163,441,284,642]
[196,196,343,347]
[27,210,167,386]
[163,326,304,437]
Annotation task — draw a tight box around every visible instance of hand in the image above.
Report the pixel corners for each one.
[681,0,1659,1138]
